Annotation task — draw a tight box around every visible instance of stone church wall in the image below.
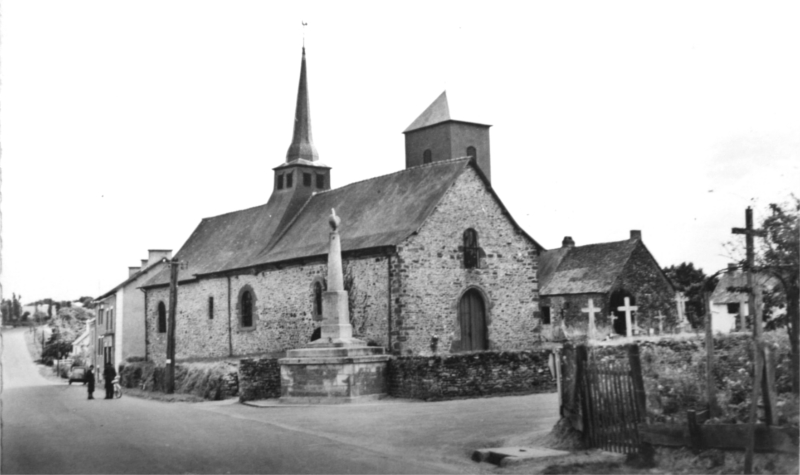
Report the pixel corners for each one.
[145,256,389,363]
[391,166,540,355]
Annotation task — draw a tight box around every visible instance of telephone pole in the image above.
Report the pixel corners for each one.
[166,259,180,394]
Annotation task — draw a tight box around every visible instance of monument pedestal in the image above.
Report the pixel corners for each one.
[279,345,390,404]
[279,210,390,404]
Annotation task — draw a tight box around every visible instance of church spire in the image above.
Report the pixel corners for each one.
[286,47,319,162]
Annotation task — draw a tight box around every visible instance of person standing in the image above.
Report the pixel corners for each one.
[103,362,116,400]
[86,365,95,400]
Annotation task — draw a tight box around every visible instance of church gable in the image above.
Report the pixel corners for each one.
[390,164,541,355]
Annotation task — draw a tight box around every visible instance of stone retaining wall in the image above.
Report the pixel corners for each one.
[237,350,558,402]
[238,358,282,401]
[386,350,557,400]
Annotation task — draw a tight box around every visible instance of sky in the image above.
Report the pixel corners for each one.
[2,1,798,303]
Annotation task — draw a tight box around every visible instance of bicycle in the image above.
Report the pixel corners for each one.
[112,376,122,399]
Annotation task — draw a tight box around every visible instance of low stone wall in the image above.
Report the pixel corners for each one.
[237,350,558,402]
[119,361,239,400]
[238,358,282,402]
[386,350,557,400]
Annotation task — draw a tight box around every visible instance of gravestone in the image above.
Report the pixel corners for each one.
[278,209,390,404]
[617,297,637,338]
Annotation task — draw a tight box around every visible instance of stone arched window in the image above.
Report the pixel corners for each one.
[463,228,480,269]
[423,149,432,164]
[238,286,257,329]
[157,301,167,333]
[467,146,476,160]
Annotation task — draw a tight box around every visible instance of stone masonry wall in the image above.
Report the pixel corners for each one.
[613,242,677,332]
[392,166,540,355]
[145,257,389,362]
[238,358,281,401]
[539,293,608,339]
[387,350,556,400]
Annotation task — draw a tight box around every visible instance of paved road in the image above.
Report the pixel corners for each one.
[2,327,559,474]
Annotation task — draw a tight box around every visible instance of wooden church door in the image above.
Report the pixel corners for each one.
[458,289,487,351]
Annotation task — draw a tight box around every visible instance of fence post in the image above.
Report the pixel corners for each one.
[627,344,647,423]
[575,345,588,436]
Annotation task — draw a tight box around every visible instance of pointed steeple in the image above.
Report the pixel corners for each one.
[286,47,319,162]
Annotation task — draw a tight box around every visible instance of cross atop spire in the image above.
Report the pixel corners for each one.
[286,46,319,162]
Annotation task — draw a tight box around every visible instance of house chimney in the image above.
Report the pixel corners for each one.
[630,230,642,240]
[148,249,173,265]
[562,236,575,248]
[128,267,141,277]
[728,263,738,273]
[141,259,149,269]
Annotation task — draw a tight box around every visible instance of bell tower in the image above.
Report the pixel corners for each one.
[403,91,492,182]
[267,47,331,239]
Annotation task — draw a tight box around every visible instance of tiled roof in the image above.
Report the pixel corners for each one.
[143,158,543,288]
[539,239,640,295]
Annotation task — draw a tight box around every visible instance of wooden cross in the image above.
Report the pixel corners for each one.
[582,299,601,340]
[617,297,638,338]
[654,313,667,334]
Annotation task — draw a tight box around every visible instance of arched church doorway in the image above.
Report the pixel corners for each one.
[458,289,487,351]
[609,290,635,336]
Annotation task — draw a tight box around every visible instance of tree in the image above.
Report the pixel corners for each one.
[754,196,800,395]
[663,262,717,328]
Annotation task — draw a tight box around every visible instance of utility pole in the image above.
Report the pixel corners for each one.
[166,259,180,394]
[733,207,767,474]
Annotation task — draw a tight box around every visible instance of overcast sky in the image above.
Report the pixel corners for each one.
[2,1,798,303]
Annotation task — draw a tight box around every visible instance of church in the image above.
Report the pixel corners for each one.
[140,48,545,362]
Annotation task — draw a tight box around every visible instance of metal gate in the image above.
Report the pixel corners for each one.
[578,345,647,454]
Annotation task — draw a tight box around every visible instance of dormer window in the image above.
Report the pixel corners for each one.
[277,174,284,190]
[286,171,293,188]
[303,173,312,187]
[423,149,432,164]
[467,146,476,160]
[316,174,324,189]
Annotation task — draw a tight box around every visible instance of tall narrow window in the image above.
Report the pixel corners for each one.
[286,172,293,188]
[303,173,312,187]
[423,149,432,164]
[541,306,551,325]
[208,296,214,319]
[314,281,323,319]
[157,302,167,333]
[316,174,324,189]
[463,228,479,269]
[241,290,253,328]
[467,146,476,160]
[277,174,284,190]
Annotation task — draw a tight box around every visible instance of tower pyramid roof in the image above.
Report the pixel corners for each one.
[403,91,452,133]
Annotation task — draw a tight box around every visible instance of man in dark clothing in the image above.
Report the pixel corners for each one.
[86,365,96,400]
[103,362,116,399]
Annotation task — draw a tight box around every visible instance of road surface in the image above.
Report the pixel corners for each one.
[2,327,559,473]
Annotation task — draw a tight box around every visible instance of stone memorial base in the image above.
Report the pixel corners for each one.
[278,345,390,404]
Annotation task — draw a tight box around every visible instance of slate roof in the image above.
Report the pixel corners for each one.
[710,270,779,304]
[95,258,170,301]
[538,239,640,296]
[404,91,452,133]
[142,158,542,288]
